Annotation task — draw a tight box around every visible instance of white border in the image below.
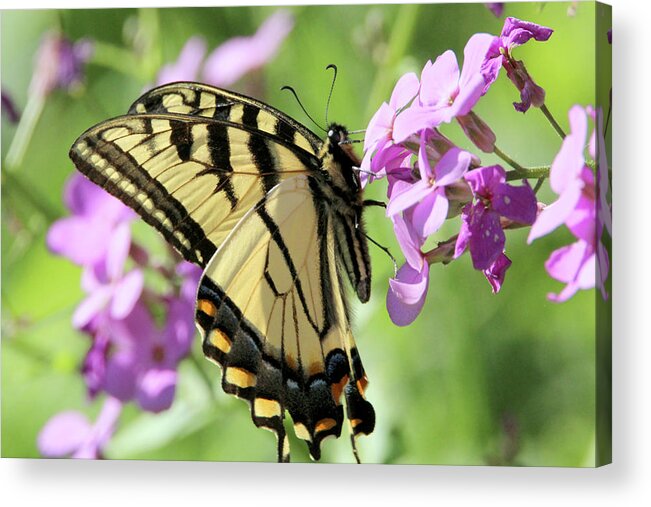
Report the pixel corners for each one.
[2,0,649,505]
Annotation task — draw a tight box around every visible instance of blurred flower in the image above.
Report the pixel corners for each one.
[1,91,20,123]
[100,289,196,412]
[203,10,294,87]
[393,33,495,142]
[455,165,536,270]
[38,397,122,459]
[156,11,293,88]
[72,223,144,330]
[482,17,553,112]
[528,105,610,301]
[30,32,93,98]
[157,36,207,85]
[485,3,505,17]
[607,29,612,44]
[47,174,134,271]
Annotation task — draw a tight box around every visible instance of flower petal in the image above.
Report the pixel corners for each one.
[386,262,429,326]
[550,105,587,194]
[110,269,144,320]
[156,37,207,85]
[434,147,472,187]
[527,179,582,242]
[412,188,448,238]
[389,71,420,111]
[492,181,537,225]
[38,411,91,457]
[419,52,460,107]
[468,205,504,270]
[136,368,178,413]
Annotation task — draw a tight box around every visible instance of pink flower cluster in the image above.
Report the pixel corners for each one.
[528,106,610,302]
[363,17,609,325]
[41,175,202,458]
[363,18,550,325]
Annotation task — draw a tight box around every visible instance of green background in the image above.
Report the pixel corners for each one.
[1,2,607,465]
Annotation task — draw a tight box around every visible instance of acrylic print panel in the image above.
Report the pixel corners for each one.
[1,1,612,466]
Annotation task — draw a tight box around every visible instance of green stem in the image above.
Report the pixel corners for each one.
[494,145,551,180]
[91,41,142,79]
[4,93,45,171]
[540,103,566,139]
[493,145,527,173]
[364,3,420,119]
[505,166,550,181]
[2,164,60,222]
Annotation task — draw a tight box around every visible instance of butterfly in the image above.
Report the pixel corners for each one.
[69,81,375,462]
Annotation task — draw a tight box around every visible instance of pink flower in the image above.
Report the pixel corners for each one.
[72,223,144,330]
[483,252,512,293]
[47,174,134,270]
[157,37,207,85]
[387,144,472,239]
[361,72,419,183]
[393,33,495,142]
[38,397,121,459]
[528,105,610,301]
[202,10,294,87]
[386,213,429,326]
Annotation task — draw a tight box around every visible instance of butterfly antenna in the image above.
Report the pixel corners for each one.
[325,64,338,127]
[281,85,327,133]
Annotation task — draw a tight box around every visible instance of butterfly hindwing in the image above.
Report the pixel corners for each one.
[195,175,374,461]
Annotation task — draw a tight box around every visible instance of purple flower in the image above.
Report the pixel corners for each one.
[38,397,121,459]
[528,106,593,242]
[157,37,207,85]
[30,32,93,98]
[393,33,495,142]
[202,10,294,87]
[482,18,553,112]
[387,144,473,239]
[386,213,429,326]
[528,105,610,301]
[1,91,20,123]
[455,165,537,270]
[483,252,512,293]
[485,3,505,17]
[72,223,144,330]
[47,174,134,270]
[101,296,195,412]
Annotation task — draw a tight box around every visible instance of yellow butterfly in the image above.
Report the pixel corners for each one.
[70,81,375,462]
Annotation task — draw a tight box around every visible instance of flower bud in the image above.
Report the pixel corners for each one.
[456,111,496,153]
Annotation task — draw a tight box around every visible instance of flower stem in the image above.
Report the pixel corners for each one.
[540,103,566,139]
[505,166,550,181]
[494,145,551,180]
[4,92,45,171]
[494,145,528,173]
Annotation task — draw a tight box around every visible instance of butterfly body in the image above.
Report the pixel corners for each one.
[70,82,375,462]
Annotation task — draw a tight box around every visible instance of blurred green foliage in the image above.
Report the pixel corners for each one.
[2,2,605,465]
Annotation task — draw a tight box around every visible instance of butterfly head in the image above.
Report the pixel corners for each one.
[324,123,363,197]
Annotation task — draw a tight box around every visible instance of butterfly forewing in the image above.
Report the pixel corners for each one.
[128,82,322,156]
[70,111,320,267]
